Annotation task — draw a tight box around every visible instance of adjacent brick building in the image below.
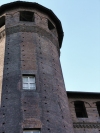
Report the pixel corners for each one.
[0,1,74,133]
[67,91,100,133]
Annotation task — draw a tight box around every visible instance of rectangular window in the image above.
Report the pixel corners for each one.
[96,102,100,116]
[20,11,34,22]
[74,101,88,118]
[23,76,36,90]
[0,16,5,28]
[23,130,40,133]
[48,19,55,30]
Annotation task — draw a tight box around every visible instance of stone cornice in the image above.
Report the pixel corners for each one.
[67,91,100,99]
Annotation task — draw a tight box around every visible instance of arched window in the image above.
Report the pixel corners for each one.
[74,101,88,118]
[96,102,100,116]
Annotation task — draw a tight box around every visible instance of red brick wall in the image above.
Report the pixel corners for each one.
[0,7,74,133]
[68,93,100,133]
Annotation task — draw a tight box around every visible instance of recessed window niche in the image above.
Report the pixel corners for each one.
[20,11,34,22]
[0,16,5,28]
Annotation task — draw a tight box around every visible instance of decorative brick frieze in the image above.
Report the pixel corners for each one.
[73,122,100,128]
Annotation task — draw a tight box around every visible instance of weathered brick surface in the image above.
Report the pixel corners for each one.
[68,92,100,133]
[0,30,5,132]
[20,32,37,70]
[0,3,74,133]
[0,36,5,102]
[0,32,22,133]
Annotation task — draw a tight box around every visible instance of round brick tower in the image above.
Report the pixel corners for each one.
[0,1,74,133]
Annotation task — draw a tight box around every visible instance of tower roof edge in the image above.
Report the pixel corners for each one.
[0,1,63,48]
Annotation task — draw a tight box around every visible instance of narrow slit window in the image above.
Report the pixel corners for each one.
[96,102,100,116]
[48,20,55,30]
[74,101,88,118]
[20,11,34,22]
[23,76,36,90]
[0,16,5,28]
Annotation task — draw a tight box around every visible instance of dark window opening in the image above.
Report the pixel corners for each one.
[74,101,88,118]
[48,20,55,30]
[0,16,5,28]
[96,102,100,116]
[23,128,40,133]
[20,11,34,22]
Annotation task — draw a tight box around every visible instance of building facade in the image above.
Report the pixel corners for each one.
[0,1,74,133]
[67,91,100,133]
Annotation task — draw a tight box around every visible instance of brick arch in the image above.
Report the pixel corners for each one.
[91,101,100,107]
[70,100,91,107]
[93,101,100,104]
